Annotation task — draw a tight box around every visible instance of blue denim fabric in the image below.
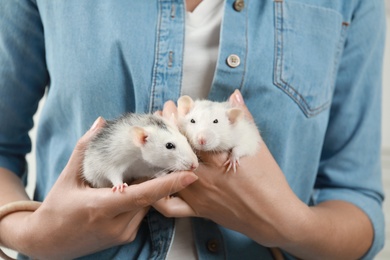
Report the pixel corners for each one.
[0,0,386,259]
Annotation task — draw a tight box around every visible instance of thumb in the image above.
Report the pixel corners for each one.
[73,117,105,156]
[229,89,254,122]
[153,196,197,218]
[60,117,105,183]
[112,171,198,214]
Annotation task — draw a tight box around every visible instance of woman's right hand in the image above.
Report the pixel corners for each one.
[0,117,198,260]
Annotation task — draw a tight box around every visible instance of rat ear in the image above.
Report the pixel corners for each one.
[227,108,243,124]
[132,126,148,147]
[177,95,194,116]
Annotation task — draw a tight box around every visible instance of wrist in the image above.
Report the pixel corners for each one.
[0,211,32,251]
[270,200,313,249]
[0,201,41,255]
[277,202,314,249]
[240,191,311,249]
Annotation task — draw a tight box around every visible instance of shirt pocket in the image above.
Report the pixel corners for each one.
[273,0,347,117]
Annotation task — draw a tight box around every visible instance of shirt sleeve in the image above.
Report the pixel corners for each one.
[0,0,49,178]
[314,1,386,259]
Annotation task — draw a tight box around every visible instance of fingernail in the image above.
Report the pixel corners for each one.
[229,89,244,107]
[181,173,198,187]
[234,90,244,105]
[90,117,101,131]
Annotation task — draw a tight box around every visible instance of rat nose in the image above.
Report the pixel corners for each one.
[190,162,198,171]
[198,137,206,145]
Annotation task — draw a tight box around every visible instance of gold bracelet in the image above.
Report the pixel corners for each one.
[0,200,42,260]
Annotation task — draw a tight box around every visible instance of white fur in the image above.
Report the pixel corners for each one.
[82,114,198,188]
[177,96,262,171]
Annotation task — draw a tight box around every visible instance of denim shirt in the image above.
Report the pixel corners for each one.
[0,0,386,259]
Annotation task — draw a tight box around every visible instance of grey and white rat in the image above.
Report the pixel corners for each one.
[82,113,199,192]
[177,95,262,172]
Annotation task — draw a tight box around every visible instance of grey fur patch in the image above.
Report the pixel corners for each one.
[89,113,169,150]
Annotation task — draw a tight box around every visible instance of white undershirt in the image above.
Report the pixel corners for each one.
[180,0,224,100]
[167,0,223,259]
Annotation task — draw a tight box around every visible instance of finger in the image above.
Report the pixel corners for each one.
[60,117,105,182]
[197,150,229,167]
[126,207,149,241]
[162,100,178,119]
[154,110,163,116]
[153,196,196,218]
[109,171,198,215]
[229,89,254,122]
[70,117,105,165]
[114,207,150,243]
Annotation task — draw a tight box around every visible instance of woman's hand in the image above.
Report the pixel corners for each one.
[153,90,373,259]
[154,90,306,246]
[0,117,198,260]
[154,134,307,248]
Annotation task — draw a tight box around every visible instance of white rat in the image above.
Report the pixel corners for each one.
[177,95,262,172]
[82,113,199,192]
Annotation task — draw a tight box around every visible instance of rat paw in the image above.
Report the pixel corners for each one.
[223,157,240,173]
[112,183,128,192]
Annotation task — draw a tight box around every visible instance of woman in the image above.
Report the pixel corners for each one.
[0,0,385,259]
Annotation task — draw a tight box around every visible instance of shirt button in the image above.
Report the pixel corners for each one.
[234,0,245,12]
[226,54,241,68]
[207,239,219,253]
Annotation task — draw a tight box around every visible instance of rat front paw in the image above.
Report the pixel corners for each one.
[223,156,240,173]
[112,183,128,192]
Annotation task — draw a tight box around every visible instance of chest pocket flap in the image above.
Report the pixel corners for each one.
[274,1,346,117]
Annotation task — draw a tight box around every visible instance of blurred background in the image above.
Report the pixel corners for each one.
[375,1,390,259]
[1,1,390,258]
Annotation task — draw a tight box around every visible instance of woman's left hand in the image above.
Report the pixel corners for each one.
[154,90,374,260]
[153,90,309,248]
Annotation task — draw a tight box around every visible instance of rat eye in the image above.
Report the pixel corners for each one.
[190,119,196,123]
[166,142,176,150]
[213,119,218,123]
